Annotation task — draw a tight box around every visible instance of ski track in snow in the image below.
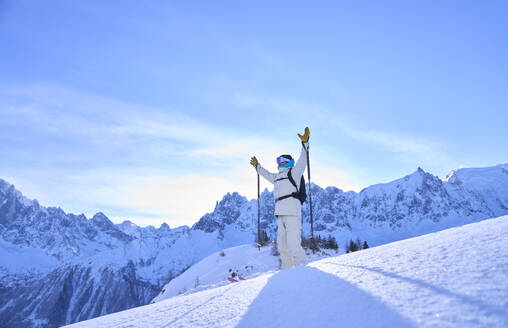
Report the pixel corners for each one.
[64,215,508,328]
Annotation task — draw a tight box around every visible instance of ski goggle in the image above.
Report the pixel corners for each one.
[277,156,291,164]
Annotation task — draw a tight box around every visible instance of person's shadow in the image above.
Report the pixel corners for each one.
[236,265,416,328]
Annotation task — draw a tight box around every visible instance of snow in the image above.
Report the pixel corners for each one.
[152,244,280,301]
[0,178,34,207]
[0,240,58,274]
[64,215,508,328]
[445,163,508,187]
[445,164,508,216]
[152,243,339,302]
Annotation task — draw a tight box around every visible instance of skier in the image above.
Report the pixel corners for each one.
[250,127,310,269]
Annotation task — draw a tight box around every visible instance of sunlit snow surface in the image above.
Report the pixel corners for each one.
[65,215,508,328]
[151,243,338,302]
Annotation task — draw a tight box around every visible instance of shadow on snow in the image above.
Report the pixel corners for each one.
[236,265,416,328]
[329,263,508,325]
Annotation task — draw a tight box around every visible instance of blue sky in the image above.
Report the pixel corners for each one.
[1,0,507,228]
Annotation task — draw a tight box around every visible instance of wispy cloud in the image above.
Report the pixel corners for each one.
[125,174,253,228]
[230,92,454,168]
[1,84,360,227]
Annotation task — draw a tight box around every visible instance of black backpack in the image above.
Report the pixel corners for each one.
[275,168,307,204]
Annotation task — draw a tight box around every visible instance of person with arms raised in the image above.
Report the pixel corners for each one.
[250,127,310,269]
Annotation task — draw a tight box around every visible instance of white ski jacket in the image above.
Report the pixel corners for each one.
[256,142,309,216]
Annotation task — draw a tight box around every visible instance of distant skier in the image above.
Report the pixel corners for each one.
[250,127,310,269]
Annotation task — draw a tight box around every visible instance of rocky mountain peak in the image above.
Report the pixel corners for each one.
[218,192,247,207]
[193,192,248,233]
[0,179,34,208]
[0,178,11,193]
[92,212,113,225]
[445,169,461,185]
[159,222,170,231]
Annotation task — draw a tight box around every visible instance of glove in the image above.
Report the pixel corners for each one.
[250,156,259,167]
[298,127,310,142]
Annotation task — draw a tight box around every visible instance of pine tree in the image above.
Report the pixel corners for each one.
[363,241,369,249]
[316,235,323,248]
[347,239,359,252]
[323,235,338,250]
[355,238,362,250]
[327,235,333,249]
[329,236,338,250]
[351,239,357,252]
[310,236,320,252]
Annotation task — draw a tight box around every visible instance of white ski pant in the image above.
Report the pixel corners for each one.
[276,214,307,269]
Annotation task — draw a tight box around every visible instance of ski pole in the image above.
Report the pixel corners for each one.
[305,144,314,240]
[257,171,261,250]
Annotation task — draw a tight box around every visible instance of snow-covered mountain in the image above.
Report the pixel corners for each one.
[64,215,508,328]
[0,163,507,327]
[193,163,508,245]
[0,180,241,328]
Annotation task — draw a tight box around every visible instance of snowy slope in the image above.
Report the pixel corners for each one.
[152,245,280,301]
[64,215,508,328]
[151,244,338,302]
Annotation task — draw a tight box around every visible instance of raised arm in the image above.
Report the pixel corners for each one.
[292,142,309,179]
[292,127,310,178]
[256,164,277,184]
[250,156,276,184]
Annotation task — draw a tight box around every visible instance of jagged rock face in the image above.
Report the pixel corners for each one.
[301,186,356,232]
[0,183,133,260]
[0,180,205,328]
[193,189,277,239]
[356,169,453,227]
[0,263,160,328]
[0,163,507,328]
[192,192,248,234]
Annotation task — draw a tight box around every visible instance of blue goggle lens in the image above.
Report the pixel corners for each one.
[277,157,288,164]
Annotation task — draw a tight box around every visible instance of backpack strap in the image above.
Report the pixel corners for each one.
[275,194,296,202]
[286,168,298,190]
[275,168,299,203]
